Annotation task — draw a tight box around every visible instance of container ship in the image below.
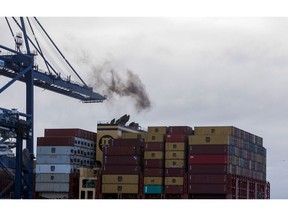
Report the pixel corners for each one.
[34,116,270,199]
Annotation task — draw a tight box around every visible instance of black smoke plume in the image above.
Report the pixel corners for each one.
[89,60,152,112]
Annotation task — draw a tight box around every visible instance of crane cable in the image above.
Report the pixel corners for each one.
[30,18,72,79]
[26,17,51,75]
[33,17,88,87]
[5,17,17,50]
[11,17,60,76]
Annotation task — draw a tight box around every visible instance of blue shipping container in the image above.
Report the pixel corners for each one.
[144,185,163,194]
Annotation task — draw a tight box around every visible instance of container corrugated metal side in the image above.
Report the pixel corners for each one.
[165,151,185,160]
[144,185,163,194]
[103,146,141,156]
[165,168,185,177]
[36,155,72,164]
[194,126,234,136]
[35,182,70,192]
[111,138,143,147]
[189,155,227,164]
[188,135,230,145]
[37,137,75,146]
[165,142,186,151]
[35,173,70,183]
[168,126,193,135]
[189,145,228,155]
[165,185,184,194]
[102,165,141,174]
[144,159,164,168]
[146,134,165,143]
[188,184,227,194]
[144,168,164,177]
[44,128,96,141]
[165,160,186,168]
[102,174,139,184]
[37,146,73,155]
[189,165,227,174]
[165,134,187,142]
[102,184,138,194]
[144,142,165,151]
[36,164,74,174]
[144,177,164,185]
[121,132,143,139]
[165,177,184,185]
[147,126,167,135]
[188,174,228,184]
[103,156,141,165]
[144,151,164,160]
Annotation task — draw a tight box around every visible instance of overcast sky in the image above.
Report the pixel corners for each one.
[1,17,288,199]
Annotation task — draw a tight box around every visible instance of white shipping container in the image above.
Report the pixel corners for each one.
[35,173,70,183]
[36,164,75,174]
[37,146,74,155]
[36,155,72,164]
[35,182,69,192]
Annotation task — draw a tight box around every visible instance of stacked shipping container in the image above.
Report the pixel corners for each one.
[164,126,193,197]
[188,126,268,198]
[101,138,143,196]
[143,127,166,196]
[35,125,269,199]
[35,128,96,199]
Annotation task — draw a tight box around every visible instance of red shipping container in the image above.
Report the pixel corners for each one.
[189,165,227,174]
[144,168,164,177]
[188,174,228,184]
[144,159,164,168]
[189,155,227,165]
[166,134,187,142]
[168,126,193,135]
[144,142,165,151]
[165,185,184,194]
[44,128,96,141]
[112,139,144,147]
[165,168,186,177]
[37,137,75,146]
[104,156,141,165]
[188,184,227,194]
[103,146,141,156]
[102,165,141,174]
[189,145,227,155]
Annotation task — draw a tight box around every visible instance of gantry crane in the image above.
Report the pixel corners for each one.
[0,17,106,199]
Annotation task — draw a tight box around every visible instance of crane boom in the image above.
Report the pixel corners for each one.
[0,50,106,102]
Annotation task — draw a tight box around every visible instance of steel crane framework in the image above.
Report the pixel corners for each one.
[0,17,106,199]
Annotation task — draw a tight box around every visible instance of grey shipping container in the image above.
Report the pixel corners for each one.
[36,155,72,164]
[37,146,73,155]
[35,182,70,192]
[35,173,70,183]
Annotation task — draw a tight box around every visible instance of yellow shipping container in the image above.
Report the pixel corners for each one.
[102,175,139,184]
[148,126,167,135]
[121,132,143,139]
[146,134,165,142]
[144,151,164,159]
[188,135,230,145]
[194,126,234,136]
[165,177,184,186]
[165,142,186,151]
[165,159,185,168]
[165,151,185,160]
[101,184,138,194]
[144,177,163,185]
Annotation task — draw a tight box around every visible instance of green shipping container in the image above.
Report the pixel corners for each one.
[144,185,163,194]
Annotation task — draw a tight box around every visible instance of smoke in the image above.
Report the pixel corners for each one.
[89,59,152,113]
